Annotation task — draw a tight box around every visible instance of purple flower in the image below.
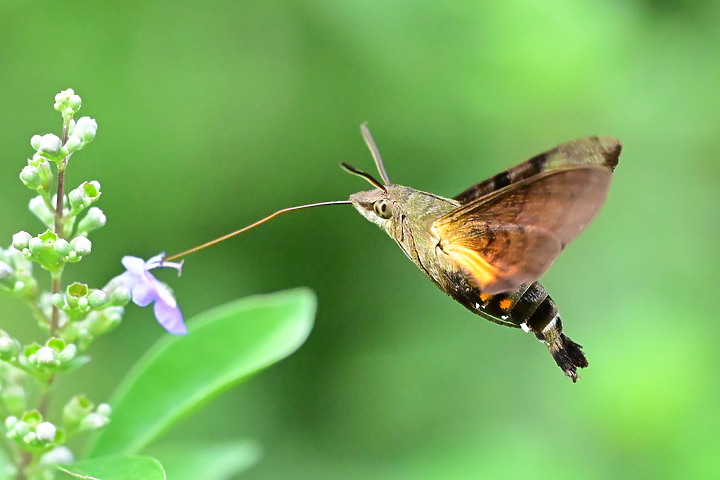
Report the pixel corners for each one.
[114,253,186,335]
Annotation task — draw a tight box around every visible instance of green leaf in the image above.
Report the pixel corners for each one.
[58,455,164,480]
[86,288,315,457]
[147,441,260,480]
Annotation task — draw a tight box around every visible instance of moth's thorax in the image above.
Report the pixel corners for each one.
[349,185,458,232]
[349,185,460,279]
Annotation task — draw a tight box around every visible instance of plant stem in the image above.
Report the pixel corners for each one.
[49,119,71,336]
[16,451,32,480]
[54,165,66,237]
[37,376,55,417]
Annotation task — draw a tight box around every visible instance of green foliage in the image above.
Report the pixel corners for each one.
[148,441,260,480]
[59,456,164,480]
[86,289,315,456]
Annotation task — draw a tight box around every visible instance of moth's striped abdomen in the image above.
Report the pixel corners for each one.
[441,273,588,381]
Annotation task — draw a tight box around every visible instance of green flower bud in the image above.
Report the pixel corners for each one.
[57,344,77,364]
[68,181,101,213]
[0,330,20,361]
[68,94,82,111]
[77,207,106,233]
[11,420,30,438]
[70,236,92,256]
[36,160,53,190]
[30,135,42,150]
[2,385,27,416]
[108,286,131,306]
[72,117,97,146]
[67,282,88,298]
[29,152,47,166]
[47,338,66,352]
[62,395,94,430]
[54,88,76,109]
[87,289,107,308]
[87,306,124,336]
[29,196,55,228]
[26,230,70,272]
[54,239,71,257]
[54,88,81,120]
[20,165,42,190]
[22,410,43,425]
[65,135,82,153]
[27,237,44,255]
[12,231,32,250]
[51,293,64,309]
[68,189,83,210]
[63,283,88,312]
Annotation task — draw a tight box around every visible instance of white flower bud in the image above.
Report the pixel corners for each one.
[65,135,83,153]
[13,420,30,436]
[28,237,44,254]
[20,165,41,189]
[55,88,75,104]
[68,94,82,111]
[38,134,62,156]
[36,421,57,442]
[78,207,106,233]
[73,117,97,144]
[12,231,32,250]
[29,196,54,227]
[4,416,18,429]
[0,261,13,280]
[70,236,92,256]
[87,289,107,308]
[54,238,71,257]
[68,187,85,210]
[81,412,109,430]
[96,403,112,416]
[35,346,57,365]
[40,446,74,466]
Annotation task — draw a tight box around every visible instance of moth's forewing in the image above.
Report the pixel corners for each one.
[434,137,621,295]
[454,136,621,204]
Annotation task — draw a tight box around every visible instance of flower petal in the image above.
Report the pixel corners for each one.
[153,297,186,335]
[121,256,146,275]
[131,280,157,307]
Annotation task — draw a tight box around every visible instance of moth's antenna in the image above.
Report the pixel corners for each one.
[340,162,387,192]
[164,200,352,261]
[360,123,391,185]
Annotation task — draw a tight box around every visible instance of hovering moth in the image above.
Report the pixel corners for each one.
[342,126,621,381]
[167,126,621,382]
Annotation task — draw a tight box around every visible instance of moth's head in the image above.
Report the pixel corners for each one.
[342,161,396,227]
[342,123,397,228]
[348,187,397,227]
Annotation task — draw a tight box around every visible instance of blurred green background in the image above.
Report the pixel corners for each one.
[2,0,719,478]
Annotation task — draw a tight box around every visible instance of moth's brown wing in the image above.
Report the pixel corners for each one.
[454,136,621,204]
[434,166,613,294]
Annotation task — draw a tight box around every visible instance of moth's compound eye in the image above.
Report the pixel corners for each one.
[373,199,392,219]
